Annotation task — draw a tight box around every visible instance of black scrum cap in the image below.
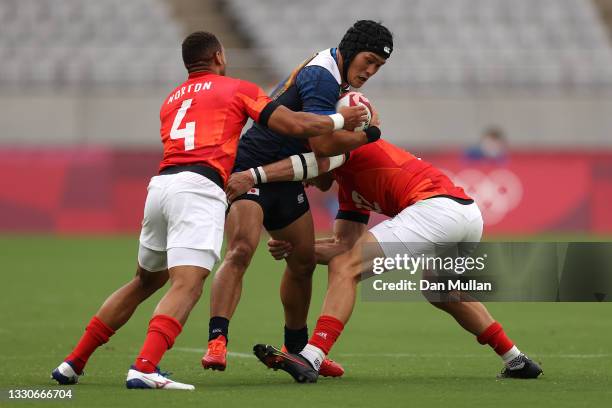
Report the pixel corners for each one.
[338,20,393,82]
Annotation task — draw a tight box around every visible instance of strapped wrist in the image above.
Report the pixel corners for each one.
[251,167,267,184]
[365,126,381,143]
[329,113,344,131]
[249,168,259,184]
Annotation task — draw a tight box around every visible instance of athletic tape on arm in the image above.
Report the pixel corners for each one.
[291,152,318,180]
[290,152,346,181]
[327,154,347,171]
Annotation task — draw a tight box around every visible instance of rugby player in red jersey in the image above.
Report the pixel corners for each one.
[50,31,368,390]
[225,139,543,382]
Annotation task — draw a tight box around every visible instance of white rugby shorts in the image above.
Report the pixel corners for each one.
[138,171,227,271]
[370,196,483,259]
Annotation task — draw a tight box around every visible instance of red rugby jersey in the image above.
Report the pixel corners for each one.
[333,139,471,218]
[159,71,274,183]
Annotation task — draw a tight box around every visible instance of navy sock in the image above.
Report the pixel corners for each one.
[284,326,308,353]
[209,316,229,342]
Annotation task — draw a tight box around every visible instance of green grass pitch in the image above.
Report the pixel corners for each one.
[1,235,611,407]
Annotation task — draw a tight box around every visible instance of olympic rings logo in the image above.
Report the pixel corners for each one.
[443,168,523,225]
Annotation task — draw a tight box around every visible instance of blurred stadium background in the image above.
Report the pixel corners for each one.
[2,4,611,406]
[2,0,612,235]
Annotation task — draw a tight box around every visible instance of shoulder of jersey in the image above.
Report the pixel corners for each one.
[218,75,251,93]
[218,74,242,84]
[200,72,237,84]
[304,49,341,85]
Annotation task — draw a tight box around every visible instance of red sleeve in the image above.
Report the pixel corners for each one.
[235,80,277,124]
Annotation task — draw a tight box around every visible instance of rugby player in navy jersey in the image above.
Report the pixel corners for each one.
[203,21,393,376]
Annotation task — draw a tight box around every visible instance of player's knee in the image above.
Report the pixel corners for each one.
[170,268,207,298]
[225,241,256,269]
[135,267,168,293]
[428,299,449,311]
[190,283,204,300]
[171,277,204,300]
[424,290,461,311]
[287,252,316,278]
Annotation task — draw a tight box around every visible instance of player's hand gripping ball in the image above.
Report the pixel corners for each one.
[336,92,373,131]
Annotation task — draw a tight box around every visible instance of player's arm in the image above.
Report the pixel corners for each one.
[295,65,381,156]
[314,218,368,264]
[265,104,369,138]
[313,183,371,264]
[308,108,380,157]
[237,80,367,138]
[225,152,344,202]
[268,218,367,264]
[307,129,371,157]
[304,172,334,192]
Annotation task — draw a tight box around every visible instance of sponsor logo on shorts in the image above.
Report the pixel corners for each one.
[248,188,260,196]
[297,193,304,204]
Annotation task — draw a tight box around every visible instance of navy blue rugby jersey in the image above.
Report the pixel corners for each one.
[233,48,347,171]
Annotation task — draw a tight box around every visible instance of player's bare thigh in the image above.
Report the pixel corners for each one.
[136,265,169,291]
[223,200,264,265]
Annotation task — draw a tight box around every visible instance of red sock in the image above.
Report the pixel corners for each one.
[65,316,115,374]
[477,322,514,355]
[134,315,182,373]
[308,315,345,355]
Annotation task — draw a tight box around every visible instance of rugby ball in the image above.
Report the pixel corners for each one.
[335,92,373,131]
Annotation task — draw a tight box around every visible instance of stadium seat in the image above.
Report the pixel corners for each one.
[226,0,612,92]
[0,0,183,86]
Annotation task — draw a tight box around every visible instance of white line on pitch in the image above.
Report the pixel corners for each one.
[339,353,610,358]
[174,347,610,359]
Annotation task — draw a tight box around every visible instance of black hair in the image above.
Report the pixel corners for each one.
[182,31,223,70]
[338,20,393,81]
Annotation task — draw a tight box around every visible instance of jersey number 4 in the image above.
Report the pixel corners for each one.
[170,99,196,150]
